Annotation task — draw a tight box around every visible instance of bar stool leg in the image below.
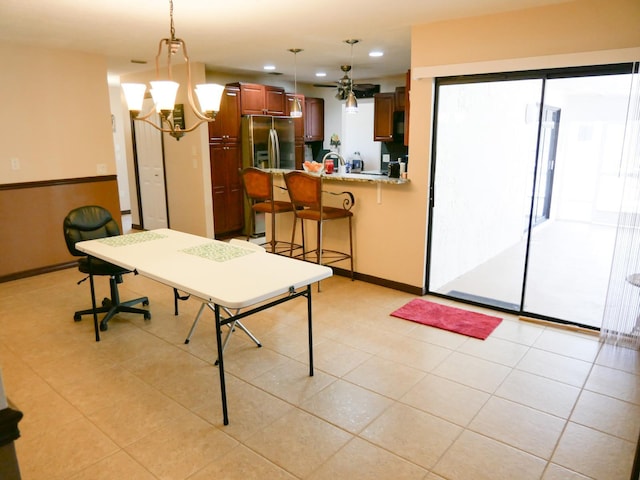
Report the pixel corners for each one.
[317,220,323,266]
[289,215,298,257]
[267,211,273,253]
[348,216,354,280]
[316,220,323,292]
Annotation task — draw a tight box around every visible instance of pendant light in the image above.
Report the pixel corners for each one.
[288,48,303,118]
[344,39,360,114]
[121,0,225,140]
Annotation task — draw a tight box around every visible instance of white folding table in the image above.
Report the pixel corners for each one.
[76,228,332,424]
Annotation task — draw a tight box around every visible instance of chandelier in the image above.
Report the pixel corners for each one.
[121,0,225,140]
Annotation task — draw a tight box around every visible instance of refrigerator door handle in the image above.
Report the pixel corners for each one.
[267,128,275,169]
[272,128,281,169]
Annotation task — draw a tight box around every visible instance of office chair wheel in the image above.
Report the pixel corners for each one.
[101,298,110,307]
[99,322,108,332]
[143,300,150,306]
[74,313,82,321]
[144,312,151,320]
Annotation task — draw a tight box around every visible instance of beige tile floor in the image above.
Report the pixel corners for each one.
[1,266,639,480]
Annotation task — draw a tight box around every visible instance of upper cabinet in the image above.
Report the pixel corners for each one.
[374,71,411,145]
[304,97,324,142]
[373,92,395,142]
[232,83,286,116]
[395,86,406,112]
[208,86,241,143]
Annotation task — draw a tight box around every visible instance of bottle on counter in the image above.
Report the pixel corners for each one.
[350,152,363,173]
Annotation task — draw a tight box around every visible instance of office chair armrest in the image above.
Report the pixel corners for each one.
[323,190,355,211]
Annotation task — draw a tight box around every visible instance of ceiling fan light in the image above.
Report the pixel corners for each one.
[345,91,358,113]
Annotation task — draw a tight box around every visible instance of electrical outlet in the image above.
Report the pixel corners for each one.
[97,163,107,174]
[10,158,20,170]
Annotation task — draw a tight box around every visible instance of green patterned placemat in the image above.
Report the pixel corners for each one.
[180,242,255,262]
[98,231,168,247]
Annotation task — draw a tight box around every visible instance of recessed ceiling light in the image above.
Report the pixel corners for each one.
[263,65,276,71]
[315,72,327,77]
[369,51,384,57]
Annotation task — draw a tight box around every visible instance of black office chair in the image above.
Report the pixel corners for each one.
[63,205,150,341]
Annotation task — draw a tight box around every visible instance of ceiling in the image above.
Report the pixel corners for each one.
[0,0,572,85]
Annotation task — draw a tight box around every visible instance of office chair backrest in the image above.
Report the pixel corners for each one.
[242,167,274,203]
[63,205,121,257]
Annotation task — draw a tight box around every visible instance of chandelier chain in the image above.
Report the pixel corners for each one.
[169,0,176,41]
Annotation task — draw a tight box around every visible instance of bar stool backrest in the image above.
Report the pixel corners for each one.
[284,171,323,210]
[242,167,274,203]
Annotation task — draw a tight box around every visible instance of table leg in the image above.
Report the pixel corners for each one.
[214,303,229,425]
[184,303,207,344]
[88,257,100,342]
[307,284,314,377]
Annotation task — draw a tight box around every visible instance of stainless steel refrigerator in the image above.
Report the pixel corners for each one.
[241,115,296,170]
[241,115,296,236]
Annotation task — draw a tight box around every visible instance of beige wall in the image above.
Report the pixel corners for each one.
[413,0,640,68]
[402,0,640,291]
[0,43,116,184]
[1,0,638,286]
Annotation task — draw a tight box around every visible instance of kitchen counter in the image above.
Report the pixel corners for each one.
[266,169,410,185]
[265,166,420,290]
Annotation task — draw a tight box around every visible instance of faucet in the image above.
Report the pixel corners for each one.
[321,151,345,169]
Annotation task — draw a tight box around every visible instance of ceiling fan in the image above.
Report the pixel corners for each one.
[314,65,380,100]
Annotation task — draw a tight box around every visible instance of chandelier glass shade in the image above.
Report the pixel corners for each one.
[121,0,225,140]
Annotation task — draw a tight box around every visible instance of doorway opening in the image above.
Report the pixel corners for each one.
[130,98,170,231]
[427,64,636,329]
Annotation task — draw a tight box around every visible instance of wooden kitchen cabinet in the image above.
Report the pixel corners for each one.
[209,85,244,237]
[208,86,241,143]
[373,92,395,142]
[304,97,324,142]
[265,86,286,115]
[233,83,285,116]
[209,142,244,236]
[395,86,406,112]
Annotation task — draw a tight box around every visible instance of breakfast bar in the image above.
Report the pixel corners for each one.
[260,168,413,286]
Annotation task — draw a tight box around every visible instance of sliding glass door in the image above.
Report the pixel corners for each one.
[428,65,634,329]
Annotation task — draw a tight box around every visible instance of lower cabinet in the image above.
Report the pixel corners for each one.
[210,142,244,236]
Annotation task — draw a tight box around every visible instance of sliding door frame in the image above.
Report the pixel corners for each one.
[426,62,636,330]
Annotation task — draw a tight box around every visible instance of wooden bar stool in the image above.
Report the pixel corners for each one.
[284,171,355,280]
[241,167,300,255]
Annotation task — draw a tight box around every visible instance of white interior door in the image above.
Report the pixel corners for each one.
[134,98,168,230]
